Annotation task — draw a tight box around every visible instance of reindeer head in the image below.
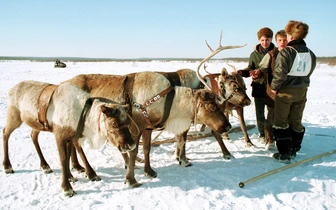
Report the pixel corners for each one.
[196,31,247,104]
[222,65,251,107]
[193,89,231,134]
[100,104,136,153]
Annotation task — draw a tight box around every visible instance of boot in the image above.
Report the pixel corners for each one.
[290,127,305,159]
[272,127,292,164]
[264,123,274,150]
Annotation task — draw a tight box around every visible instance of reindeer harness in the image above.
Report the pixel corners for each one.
[196,74,239,102]
[122,74,176,130]
[38,84,58,130]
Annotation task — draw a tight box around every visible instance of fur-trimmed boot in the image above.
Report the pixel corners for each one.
[290,127,305,159]
[264,122,275,150]
[272,127,292,164]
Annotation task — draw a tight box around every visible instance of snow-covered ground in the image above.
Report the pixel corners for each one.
[0,60,335,210]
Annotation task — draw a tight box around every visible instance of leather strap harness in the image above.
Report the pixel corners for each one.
[132,86,174,130]
[124,73,176,130]
[38,84,58,130]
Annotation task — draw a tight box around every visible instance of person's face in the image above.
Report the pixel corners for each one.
[259,36,272,49]
[276,36,288,50]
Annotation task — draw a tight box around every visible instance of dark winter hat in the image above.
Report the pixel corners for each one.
[285,20,309,39]
[257,27,273,39]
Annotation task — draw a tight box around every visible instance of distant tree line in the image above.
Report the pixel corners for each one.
[1,56,336,66]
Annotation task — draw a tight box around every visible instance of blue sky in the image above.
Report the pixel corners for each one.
[1,0,335,58]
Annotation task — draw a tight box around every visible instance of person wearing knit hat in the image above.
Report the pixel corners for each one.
[270,20,316,163]
[237,27,275,142]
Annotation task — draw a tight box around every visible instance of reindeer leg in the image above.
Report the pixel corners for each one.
[30,129,52,173]
[3,127,16,174]
[55,136,76,197]
[176,130,192,167]
[222,111,230,140]
[124,139,142,188]
[211,130,235,159]
[236,107,253,147]
[142,129,157,178]
[2,111,23,174]
[73,140,101,181]
[66,141,77,183]
[70,143,85,173]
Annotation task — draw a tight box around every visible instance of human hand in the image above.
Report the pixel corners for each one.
[250,69,260,80]
[271,89,277,94]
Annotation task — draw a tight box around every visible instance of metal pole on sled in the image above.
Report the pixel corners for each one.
[239,149,336,188]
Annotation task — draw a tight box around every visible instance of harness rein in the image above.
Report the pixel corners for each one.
[132,86,174,129]
[198,75,239,102]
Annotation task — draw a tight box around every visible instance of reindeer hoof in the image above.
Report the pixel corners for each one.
[222,133,230,140]
[64,189,76,197]
[245,142,254,148]
[223,154,235,160]
[186,162,193,167]
[42,166,53,174]
[4,167,14,174]
[179,160,193,167]
[88,175,101,181]
[144,170,157,178]
[72,165,85,173]
[43,168,53,174]
[68,177,78,183]
[124,179,142,188]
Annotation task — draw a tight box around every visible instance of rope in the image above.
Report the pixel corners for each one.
[127,113,140,136]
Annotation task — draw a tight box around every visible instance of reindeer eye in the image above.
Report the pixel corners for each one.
[112,121,118,128]
[206,103,217,112]
[220,81,224,89]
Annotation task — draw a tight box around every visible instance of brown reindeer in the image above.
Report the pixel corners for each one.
[2,81,135,197]
[221,64,253,147]
[152,66,252,162]
[141,32,251,165]
[62,71,232,183]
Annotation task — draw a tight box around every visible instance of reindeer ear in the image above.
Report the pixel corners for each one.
[101,105,116,116]
[221,67,229,77]
[100,105,109,115]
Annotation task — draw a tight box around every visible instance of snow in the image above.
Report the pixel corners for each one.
[0,60,335,210]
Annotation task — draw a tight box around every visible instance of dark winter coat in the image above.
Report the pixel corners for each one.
[240,43,275,98]
[271,39,316,90]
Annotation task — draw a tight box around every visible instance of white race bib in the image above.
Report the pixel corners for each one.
[287,46,312,76]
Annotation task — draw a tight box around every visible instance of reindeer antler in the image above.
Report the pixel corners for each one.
[227,63,237,72]
[196,31,247,90]
[203,64,212,75]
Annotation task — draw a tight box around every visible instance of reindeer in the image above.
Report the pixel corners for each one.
[61,71,231,183]
[142,32,251,167]
[152,66,252,161]
[2,81,135,197]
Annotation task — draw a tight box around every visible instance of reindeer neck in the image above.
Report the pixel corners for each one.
[172,86,196,116]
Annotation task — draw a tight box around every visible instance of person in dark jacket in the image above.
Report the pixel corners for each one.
[237,27,275,142]
[255,30,288,149]
[270,20,316,163]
